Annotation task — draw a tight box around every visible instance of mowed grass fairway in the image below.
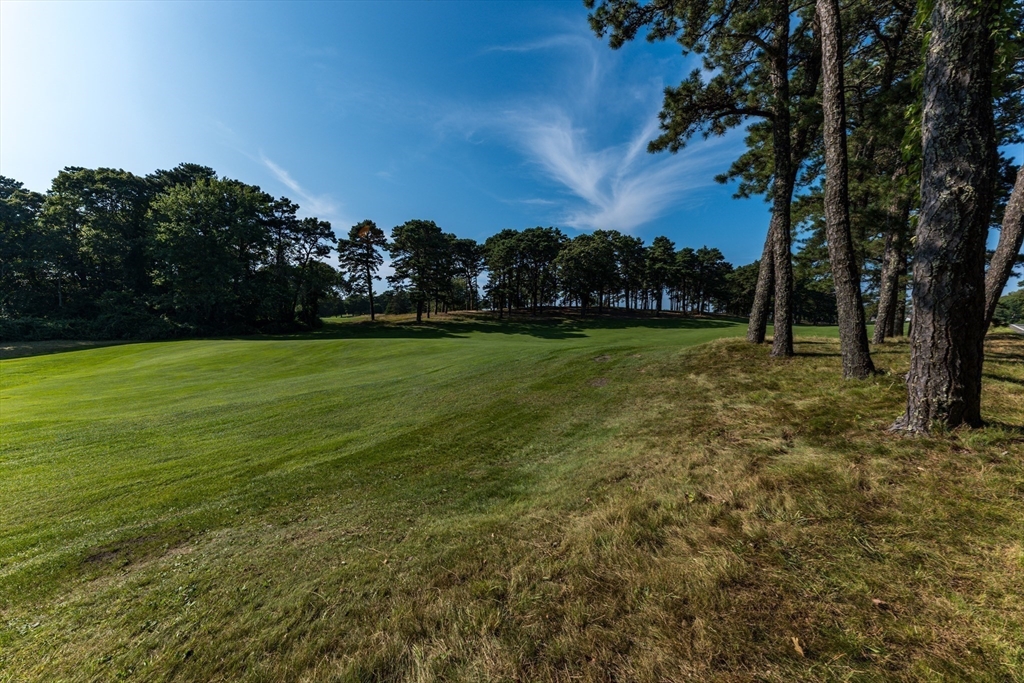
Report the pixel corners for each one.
[2,315,1023,682]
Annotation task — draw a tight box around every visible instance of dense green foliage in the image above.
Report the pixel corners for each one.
[483,227,752,318]
[0,167,338,338]
[1,169,774,340]
[994,287,1024,325]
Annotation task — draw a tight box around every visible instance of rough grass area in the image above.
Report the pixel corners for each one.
[1,315,1022,682]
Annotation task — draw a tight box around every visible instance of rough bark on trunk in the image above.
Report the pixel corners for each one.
[769,0,795,358]
[747,219,776,343]
[984,167,1024,329]
[894,0,997,432]
[817,0,875,377]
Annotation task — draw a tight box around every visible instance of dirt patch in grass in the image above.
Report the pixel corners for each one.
[82,531,193,570]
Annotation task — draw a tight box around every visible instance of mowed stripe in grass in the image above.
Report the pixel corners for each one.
[7,316,1019,681]
[0,316,746,603]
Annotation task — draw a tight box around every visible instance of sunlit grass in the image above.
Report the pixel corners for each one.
[1,314,1021,681]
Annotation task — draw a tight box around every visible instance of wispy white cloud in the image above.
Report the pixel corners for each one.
[259,152,351,228]
[511,108,727,231]
[481,33,592,54]
[440,31,733,233]
[503,197,558,206]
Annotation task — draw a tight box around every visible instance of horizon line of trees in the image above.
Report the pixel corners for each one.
[1,164,782,339]
[1,166,337,340]
[3,161,1021,341]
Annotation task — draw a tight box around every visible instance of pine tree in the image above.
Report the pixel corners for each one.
[338,220,387,321]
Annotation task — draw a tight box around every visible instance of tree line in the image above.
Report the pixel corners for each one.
[14,158,1013,341]
[1,166,335,339]
[0,165,769,336]
[586,0,1023,432]
[377,223,752,322]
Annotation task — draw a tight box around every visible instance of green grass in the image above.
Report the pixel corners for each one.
[1,313,1022,681]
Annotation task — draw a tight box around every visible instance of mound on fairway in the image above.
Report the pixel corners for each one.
[1,315,1022,682]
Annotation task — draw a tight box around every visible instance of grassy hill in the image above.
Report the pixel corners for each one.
[1,314,1022,681]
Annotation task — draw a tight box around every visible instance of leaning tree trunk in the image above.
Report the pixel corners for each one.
[873,229,900,343]
[817,0,874,377]
[894,0,997,432]
[984,166,1024,329]
[748,205,779,343]
[768,0,795,357]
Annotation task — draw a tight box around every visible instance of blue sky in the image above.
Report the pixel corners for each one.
[1,0,1019,289]
[0,1,766,262]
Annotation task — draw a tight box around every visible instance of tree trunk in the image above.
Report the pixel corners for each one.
[367,264,376,321]
[817,0,875,377]
[893,262,907,337]
[894,0,996,432]
[873,230,899,342]
[747,224,775,343]
[416,298,423,323]
[873,191,909,342]
[984,166,1024,329]
[769,0,795,358]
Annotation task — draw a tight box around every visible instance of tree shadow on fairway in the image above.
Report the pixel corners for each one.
[1,313,746,359]
[0,339,136,360]
[985,333,1024,364]
[983,372,1024,388]
[263,313,742,342]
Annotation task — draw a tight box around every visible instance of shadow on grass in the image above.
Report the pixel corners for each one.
[0,339,136,361]
[983,372,1024,387]
[250,312,743,342]
[1,313,745,358]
